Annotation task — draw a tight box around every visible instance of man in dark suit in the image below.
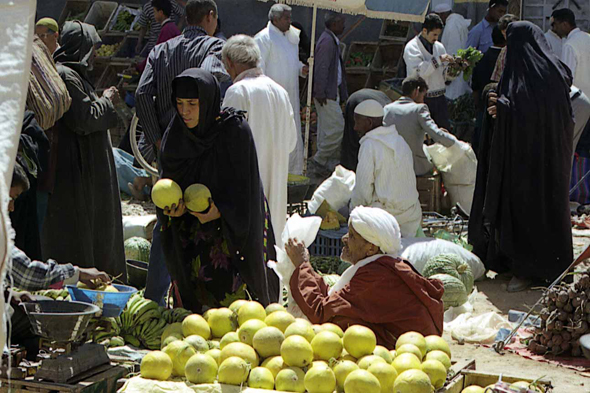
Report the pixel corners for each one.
[310,12,348,177]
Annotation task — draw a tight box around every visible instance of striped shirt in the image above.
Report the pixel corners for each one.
[137,0,185,55]
[136,26,230,150]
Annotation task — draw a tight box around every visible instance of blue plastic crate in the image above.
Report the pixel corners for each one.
[309,226,348,257]
[67,284,137,317]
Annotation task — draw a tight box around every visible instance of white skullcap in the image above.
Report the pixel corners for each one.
[434,3,452,12]
[349,206,402,255]
[354,99,384,118]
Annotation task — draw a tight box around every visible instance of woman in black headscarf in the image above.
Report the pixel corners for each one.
[43,22,126,279]
[469,21,574,292]
[158,68,279,312]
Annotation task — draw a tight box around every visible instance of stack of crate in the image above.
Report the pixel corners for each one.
[344,20,410,95]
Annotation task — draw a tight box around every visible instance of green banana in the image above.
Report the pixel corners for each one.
[124,334,141,347]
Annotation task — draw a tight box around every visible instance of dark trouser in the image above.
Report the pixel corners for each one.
[144,220,171,306]
[10,304,39,360]
[425,95,452,131]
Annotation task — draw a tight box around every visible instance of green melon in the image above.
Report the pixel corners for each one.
[423,254,474,294]
[429,274,468,310]
[124,237,151,263]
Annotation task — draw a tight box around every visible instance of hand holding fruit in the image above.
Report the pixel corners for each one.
[285,238,309,268]
[104,87,120,104]
[78,267,111,289]
[440,54,454,63]
[164,199,187,217]
[190,199,220,224]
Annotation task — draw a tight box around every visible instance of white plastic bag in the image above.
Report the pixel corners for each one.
[123,215,157,241]
[445,311,512,344]
[267,214,322,319]
[425,141,477,212]
[400,237,485,280]
[308,166,356,214]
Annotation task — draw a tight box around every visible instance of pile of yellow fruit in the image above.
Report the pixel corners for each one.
[140,300,454,393]
[96,42,122,57]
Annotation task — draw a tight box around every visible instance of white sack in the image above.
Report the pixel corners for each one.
[425,140,477,212]
[308,165,356,214]
[400,237,485,280]
[123,215,157,241]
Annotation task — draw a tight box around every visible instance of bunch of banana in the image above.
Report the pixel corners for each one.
[31,288,71,300]
[161,307,192,324]
[137,317,167,349]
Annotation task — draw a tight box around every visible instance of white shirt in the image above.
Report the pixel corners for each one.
[351,125,422,238]
[255,22,305,175]
[403,35,450,96]
[545,29,565,58]
[223,68,298,239]
[562,28,590,97]
[441,13,472,99]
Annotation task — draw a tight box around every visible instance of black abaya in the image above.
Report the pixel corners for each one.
[159,69,279,312]
[468,22,574,281]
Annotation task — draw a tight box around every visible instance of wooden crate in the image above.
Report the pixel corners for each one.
[371,42,404,73]
[417,172,442,213]
[95,33,126,64]
[345,70,370,95]
[84,1,118,36]
[58,0,91,27]
[379,77,404,102]
[442,369,553,393]
[106,4,142,35]
[380,20,411,42]
[0,363,128,393]
[345,42,378,73]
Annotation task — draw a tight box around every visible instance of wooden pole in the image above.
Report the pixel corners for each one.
[303,5,318,176]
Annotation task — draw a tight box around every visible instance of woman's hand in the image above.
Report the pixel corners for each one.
[285,238,309,268]
[487,92,498,119]
[164,199,186,217]
[190,199,221,224]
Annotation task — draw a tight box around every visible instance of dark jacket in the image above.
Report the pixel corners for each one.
[313,30,348,102]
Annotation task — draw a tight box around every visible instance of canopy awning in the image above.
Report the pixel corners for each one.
[258,0,431,22]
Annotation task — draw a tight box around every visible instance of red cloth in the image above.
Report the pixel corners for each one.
[290,256,445,349]
[137,20,181,73]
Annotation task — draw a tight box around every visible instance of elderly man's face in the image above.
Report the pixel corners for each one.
[36,25,59,54]
[341,225,379,264]
[274,11,292,33]
[354,114,380,138]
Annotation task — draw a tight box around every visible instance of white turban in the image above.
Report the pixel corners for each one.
[349,206,402,256]
[434,3,452,12]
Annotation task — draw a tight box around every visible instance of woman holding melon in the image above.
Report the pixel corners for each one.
[156,68,279,312]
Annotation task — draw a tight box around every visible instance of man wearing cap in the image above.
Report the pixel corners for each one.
[286,206,444,347]
[467,0,508,53]
[350,99,422,238]
[36,17,60,54]
[436,3,472,99]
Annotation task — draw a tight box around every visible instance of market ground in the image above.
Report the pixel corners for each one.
[122,198,590,392]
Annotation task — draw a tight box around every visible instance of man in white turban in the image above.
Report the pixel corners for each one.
[285,206,444,348]
[350,99,423,237]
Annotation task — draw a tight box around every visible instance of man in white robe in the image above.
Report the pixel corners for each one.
[435,3,472,100]
[255,4,308,175]
[545,16,565,58]
[350,100,422,238]
[222,35,298,239]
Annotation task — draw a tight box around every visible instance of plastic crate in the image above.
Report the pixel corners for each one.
[345,42,378,72]
[58,0,91,27]
[379,20,410,42]
[84,1,118,35]
[107,4,142,34]
[371,43,404,73]
[309,226,348,257]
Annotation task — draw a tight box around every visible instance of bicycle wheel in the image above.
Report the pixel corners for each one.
[129,113,159,177]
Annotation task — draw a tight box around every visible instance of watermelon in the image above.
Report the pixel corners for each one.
[422,254,474,294]
[429,274,468,310]
[124,237,151,263]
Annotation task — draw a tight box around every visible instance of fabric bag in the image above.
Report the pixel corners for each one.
[308,165,356,214]
[26,37,72,130]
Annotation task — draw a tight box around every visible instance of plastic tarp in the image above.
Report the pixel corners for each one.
[258,0,431,22]
[0,0,37,357]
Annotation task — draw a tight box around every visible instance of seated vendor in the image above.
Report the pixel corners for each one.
[286,206,444,348]
[8,163,111,357]
[350,99,423,237]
